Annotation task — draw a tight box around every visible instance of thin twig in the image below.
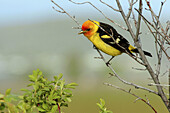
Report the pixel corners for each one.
[135,8,170,60]
[137,10,170,60]
[127,0,134,20]
[95,48,158,95]
[51,0,81,27]
[69,0,128,31]
[169,69,170,109]
[135,8,170,45]
[99,0,120,12]
[148,83,170,87]
[152,1,166,78]
[131,6,137,27]
[132,67,146,71]
[135,0,143,42]
[104,83,157,113]
[145,0,170,43]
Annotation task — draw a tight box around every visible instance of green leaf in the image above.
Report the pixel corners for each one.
[5,88,11,95]
[64,89,72,94]
[50,100,57,105]
[97,98,113,113]
[51,105,59,112]
[42,87,50,91]
[37,107,46,112]
[107,110,113,113]
[54,76,58,81]
[20,88,30,92]
[29,74,36,82]
[60,80,65,90]
[42,103,49,110]
[58,73,63,80]
[32,69,39,79]
[66,98,72,102]
[65,85,76,89]
[67,83,78,86]
[53,95,60,100]
[100,98,105,107]
[36,69,40,72]
[60,103,68,107]
[27,83,34,87]
[96,103,103,109]
[33,84,39,91]
[38,71,42,76]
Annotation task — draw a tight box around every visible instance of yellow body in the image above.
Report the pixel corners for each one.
[88,32,122,56]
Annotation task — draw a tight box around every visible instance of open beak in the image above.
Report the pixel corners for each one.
[78,30,87,35]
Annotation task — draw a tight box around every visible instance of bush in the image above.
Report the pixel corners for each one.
[0,69,78,113]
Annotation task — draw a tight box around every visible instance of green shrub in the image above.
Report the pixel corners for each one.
[0,69,78,113]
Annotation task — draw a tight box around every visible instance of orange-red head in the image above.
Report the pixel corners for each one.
[78,20,100,38]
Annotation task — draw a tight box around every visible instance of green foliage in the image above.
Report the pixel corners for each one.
[0,88,20,113]
[97,98,113,113]
[0,69,78,113]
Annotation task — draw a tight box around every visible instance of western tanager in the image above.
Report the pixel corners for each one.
[79,20,152,64]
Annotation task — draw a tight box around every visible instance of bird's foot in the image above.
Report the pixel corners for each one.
[105,56,114,66]
[106,61,111,67]
[93,45,97,49]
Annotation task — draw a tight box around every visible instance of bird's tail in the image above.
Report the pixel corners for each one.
[128,45,152,57]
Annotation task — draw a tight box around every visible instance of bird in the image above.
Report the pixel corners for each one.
[78,20,152,65]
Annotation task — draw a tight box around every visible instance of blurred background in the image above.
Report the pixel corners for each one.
[0,0,169,112]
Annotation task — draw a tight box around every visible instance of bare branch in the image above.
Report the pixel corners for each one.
[169,69,170,109]
[135,8,170,60]
[51,0,81,27]
[52,7,65,13]
[127,0,135,20]
[127,0,139,20]
[148,83,170,87]
[158,1,165,18]
[135,8,170,45]
[131,7,137,27]
[145,0,170,43]
[95,48,158,95]
[104,83,158,113]
[72,26,81,29]
[69,0,128,31]
[135,0,143,42]
[99,0,120,12]
[137,11,170,60]
[132,67,146,71]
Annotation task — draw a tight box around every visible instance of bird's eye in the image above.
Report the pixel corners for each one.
[86,28,90,31]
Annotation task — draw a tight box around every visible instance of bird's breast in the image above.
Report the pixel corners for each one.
[88,33,122,56]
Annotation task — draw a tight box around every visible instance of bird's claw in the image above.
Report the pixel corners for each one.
[106,61,111,66]
[93,45,97,49]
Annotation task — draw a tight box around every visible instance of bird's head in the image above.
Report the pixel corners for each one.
[78,20,99,38]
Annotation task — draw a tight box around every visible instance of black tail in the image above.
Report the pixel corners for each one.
[132,49,152,57]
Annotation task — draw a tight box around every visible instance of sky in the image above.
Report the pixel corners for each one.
[0,0,170,27]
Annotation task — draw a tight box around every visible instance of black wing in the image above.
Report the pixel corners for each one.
[97,22,130,53]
